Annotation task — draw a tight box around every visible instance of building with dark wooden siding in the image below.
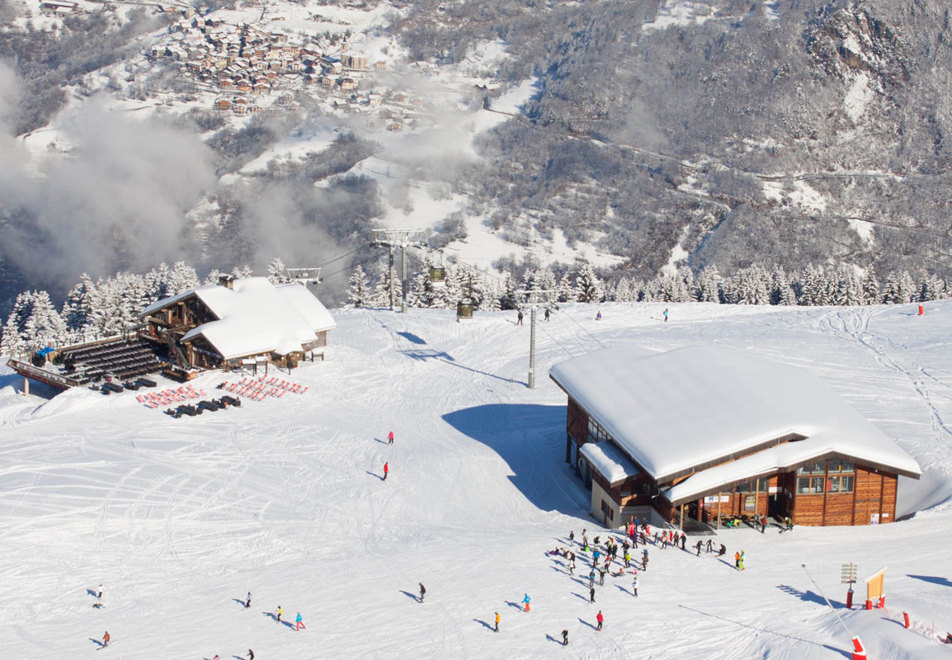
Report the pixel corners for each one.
[550,346,921,529]
[139,276,335,372]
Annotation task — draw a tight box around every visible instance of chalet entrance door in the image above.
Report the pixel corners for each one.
[854,472,882,524]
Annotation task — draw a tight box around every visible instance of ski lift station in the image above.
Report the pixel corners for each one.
[549,345,921,530]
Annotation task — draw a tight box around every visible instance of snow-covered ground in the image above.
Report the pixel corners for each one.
[2,301,952,659]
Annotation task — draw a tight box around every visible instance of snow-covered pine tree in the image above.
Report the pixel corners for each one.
[918,274,946,301]
[61,273,98,336]
[557,272,577,303]
[614,277,637,302]
[166,262,199,296]
[574,263,603,303]
[831,265,863,306]
[267,258,288,284]
[535,267,558,303]
[23,290,68,349]
[861,271,880,305]
[499,271,518,310]
[1,292,34,356]
[346,265,369,308]
[729,265,770,305]
[695,265,722,303]
[231,265,254,279]
[204,268,224,285]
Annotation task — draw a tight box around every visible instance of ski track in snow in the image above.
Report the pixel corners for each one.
[2,303,952,658]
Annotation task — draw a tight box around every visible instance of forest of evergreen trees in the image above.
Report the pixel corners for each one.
[2,259,948,359]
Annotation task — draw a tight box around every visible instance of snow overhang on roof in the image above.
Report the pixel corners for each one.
[146,278,336,361]
[549,345,922,485]
[580,441,641,485]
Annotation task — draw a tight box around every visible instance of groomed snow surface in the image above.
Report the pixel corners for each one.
[2,301,952,659]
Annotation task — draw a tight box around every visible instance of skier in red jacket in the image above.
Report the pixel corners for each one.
[383,462,389,480]
[596,610,604,631]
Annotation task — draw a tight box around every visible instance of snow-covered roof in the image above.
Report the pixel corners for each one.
[142,278,336,360]
[580,441,640,485]
[550,345,921,487]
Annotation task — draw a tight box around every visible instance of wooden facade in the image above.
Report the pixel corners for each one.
[562,394,904,528]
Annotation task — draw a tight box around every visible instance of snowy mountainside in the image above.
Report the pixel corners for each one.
[2,301,952,658]
[2,0,952,318]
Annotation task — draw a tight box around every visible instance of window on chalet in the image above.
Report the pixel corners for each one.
[828,459,854,473]
[734,477,768,493]
[827,475,855,493]
[796,461,826,475]
[797,476,824,495]
[587,419,612,444]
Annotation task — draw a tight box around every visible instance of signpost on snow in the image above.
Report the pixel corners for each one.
[841,562,857,609]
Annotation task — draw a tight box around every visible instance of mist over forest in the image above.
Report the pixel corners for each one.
[1,0,951,318]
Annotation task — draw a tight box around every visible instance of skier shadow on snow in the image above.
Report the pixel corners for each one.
[400,590,421,603]
[578,617,597,630]
[545,634,562,644]
[504,600,523,612]
[777,584,843,608]
[443,405,581,515]
[262,611,294,629]
[374,437,390,445]
[473,618,494,631]
[366,470,384,480]
[89,638,105,648]
[615,585,631,596]
[571,593,589,603]
[86,588,98,598]
[678,605,851,657]
[232,598,247,607]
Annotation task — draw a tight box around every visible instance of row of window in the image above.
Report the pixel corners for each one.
[797,459,855,475]
[797,475,855,494]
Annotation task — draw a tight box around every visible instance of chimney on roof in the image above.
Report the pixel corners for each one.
[218,275,235,289]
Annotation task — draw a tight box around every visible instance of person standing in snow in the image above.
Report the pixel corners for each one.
[760,515,767,533]
[569,530,575,546]
[695,540,703,556]
[589,586,595,604]
[245,591,252,608]
[588,569,596,589]
[296,612,305,631]
[663,308,669,322]
[276,605,283,622]
[102,631,110,647]
[680,533,686,550]
[419,583,426,603]
[596,610,604,631]
[248,650,255,660]
[388,430,394,445]
[383,462,389,481]
[544,308,550,322]
[495,611,500,632]
[734,551,740,569]
[595,310,602,321]
[642,548,649,570]
[523,593,531,612]
[706,539,713,553]
[719,543,726,557]
[561,629,569,646]
[624,549,631,568]
[738,551,746,571]
[517,310,524,325]
[97,584,104,600]
[632,570,639,597]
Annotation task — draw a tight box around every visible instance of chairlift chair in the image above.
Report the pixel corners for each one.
[456,298,474,321]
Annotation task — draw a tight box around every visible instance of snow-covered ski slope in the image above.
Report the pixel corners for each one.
[2,301,952,659]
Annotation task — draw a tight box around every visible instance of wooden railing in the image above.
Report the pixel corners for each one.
[7,358,83,389]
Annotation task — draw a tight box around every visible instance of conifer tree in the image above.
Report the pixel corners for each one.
[346,265,369,308]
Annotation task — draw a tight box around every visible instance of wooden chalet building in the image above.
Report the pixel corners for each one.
[139,276,335,372]
[549,346,921,529]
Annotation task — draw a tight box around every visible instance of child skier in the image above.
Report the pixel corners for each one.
[296,612,305,631]
[738,551,746,571]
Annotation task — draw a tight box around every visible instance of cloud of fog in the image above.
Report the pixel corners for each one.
[0,90,216,290]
